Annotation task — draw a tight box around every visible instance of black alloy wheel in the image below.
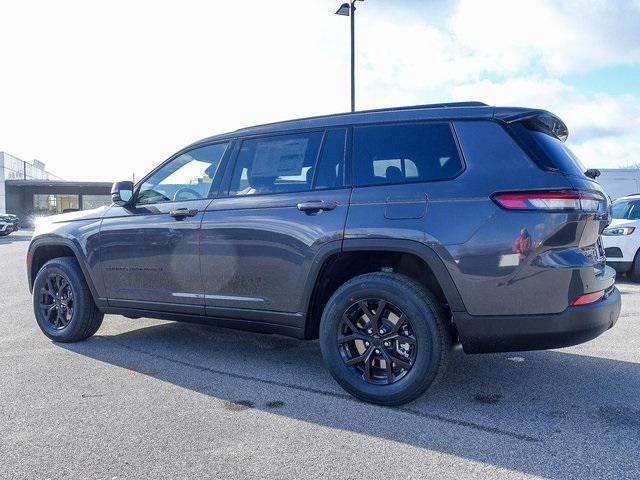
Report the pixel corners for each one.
[320,272,451,405]
[33,257,104,342]
[338,299,417,385]
[39,272,75,330]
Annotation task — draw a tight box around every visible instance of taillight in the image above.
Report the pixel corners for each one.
[492,190,605,212]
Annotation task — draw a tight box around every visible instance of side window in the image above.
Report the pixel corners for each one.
[314,129,346,190]
[229,132,323,196]
[353,123,462,186]
[137,143,228,205]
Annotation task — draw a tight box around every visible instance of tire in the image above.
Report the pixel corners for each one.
[33,257,104,342]
[628,250,640,282]
[319,272,451,406]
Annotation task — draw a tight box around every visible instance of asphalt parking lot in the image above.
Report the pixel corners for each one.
[2,230,640,479]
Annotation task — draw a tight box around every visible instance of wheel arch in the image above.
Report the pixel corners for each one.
[302,238,466,339]
[28,237,102,307]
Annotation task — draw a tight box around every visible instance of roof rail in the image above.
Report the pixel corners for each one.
[233,101,489,133]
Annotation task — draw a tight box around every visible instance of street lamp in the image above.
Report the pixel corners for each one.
[335,1,363,112]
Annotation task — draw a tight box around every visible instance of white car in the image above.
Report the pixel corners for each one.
[0,214,19,236]
[0,221,12,236]
[603,194,640,281]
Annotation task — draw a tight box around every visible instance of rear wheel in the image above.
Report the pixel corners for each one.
[319,272,451,406]
[33,257,103,342]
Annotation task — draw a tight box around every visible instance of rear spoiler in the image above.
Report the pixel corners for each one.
[494,108,569,142]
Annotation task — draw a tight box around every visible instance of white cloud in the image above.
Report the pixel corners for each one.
[449,0,640,75]
[573,136,640,169]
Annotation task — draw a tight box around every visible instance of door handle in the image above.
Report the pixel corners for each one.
[297,201,338,212]
[169,208,198,218]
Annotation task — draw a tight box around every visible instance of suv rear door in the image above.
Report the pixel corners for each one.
[99,142,231,314]
[200,128,350,326]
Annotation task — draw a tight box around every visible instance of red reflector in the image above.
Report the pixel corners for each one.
[26,251,32,268]
[498,198,528,208]
[571,290,604,306]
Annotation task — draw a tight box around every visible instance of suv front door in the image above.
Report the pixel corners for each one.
[200,129,350,328]
[99,142,230,314]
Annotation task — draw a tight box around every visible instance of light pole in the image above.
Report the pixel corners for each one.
[335,1,363,112]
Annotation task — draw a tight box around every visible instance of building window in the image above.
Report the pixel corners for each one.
[82,194,112,210]
[33,194,79,215]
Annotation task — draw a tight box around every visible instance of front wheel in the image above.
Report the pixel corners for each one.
[33,257,104,342]
[319,273,451,406]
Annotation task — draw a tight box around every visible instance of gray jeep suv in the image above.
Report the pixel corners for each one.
[27,102,621,405]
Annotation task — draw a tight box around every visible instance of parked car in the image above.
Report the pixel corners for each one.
[0,214,19,236]
[27,102,621,405]
[602,194,640,280]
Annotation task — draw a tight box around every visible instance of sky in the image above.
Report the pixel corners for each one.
[1,0,639,182]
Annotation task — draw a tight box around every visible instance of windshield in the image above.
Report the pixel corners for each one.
[612,199,640,220]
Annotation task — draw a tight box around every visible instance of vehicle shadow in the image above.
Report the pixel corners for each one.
[60,320,640,480]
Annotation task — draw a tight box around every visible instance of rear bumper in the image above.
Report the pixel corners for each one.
[455,287,621,353]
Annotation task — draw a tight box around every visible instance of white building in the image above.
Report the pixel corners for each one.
[0,152,62,213]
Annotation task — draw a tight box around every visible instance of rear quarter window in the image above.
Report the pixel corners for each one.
[509,121,585,177]
[353,123,463,186]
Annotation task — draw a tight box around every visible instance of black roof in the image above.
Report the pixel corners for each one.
[188,101,566,149]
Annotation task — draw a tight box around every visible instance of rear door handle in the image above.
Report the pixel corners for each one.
[169,208,198,218]
[297,201,338,212]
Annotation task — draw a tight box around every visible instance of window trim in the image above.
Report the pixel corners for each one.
[311,127,348,191]
[132,140,232,206]
[350,121,466,188]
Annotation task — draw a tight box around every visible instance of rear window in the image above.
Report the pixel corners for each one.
[509,121,585,177]
[353,123,463,186]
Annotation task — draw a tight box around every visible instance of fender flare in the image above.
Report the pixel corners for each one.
[301,238,466,320]
[28,236,104,307]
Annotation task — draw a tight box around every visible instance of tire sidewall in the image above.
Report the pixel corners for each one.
[629,249,640,282]
[320,275,444,404]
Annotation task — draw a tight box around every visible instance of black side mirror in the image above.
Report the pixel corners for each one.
[111,181,134,206]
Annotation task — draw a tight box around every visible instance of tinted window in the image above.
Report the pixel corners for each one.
[612,200,640,220]
[353,123,462,186]
[509,121,585,177]
[314,129,346,189]
[230,132,323,196]
[137,143,228,205]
